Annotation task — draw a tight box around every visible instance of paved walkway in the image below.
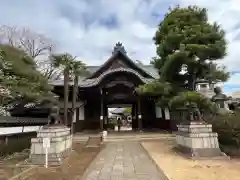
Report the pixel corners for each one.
[81,142,168,180]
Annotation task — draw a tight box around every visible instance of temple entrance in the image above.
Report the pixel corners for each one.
[107,105,132,131]
[52,42,174,133]
[71,42,172,132]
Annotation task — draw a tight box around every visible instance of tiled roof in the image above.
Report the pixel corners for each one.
[86,64,159,79]
[49,67,155,87]
[86,66,99,74]
[0,116,48,125]
[79,67,154,87]
[135,64,159,79]
[110,108,126,114]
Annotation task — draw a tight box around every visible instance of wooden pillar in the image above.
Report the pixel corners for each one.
[137,97,142,130]
[100,89,104,130]
[132,103,136,130]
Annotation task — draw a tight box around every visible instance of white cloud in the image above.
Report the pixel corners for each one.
[0,0,240,93]
[225,73,240,85]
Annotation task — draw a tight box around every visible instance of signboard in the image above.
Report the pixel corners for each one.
[43,138,50,148]
[43,137,50,168]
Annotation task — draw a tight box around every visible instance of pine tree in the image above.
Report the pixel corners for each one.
[0,45,54,106]
[152,6,229,90]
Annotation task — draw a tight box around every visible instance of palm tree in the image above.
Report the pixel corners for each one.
[70,60,89,133]
[51,53,75,125]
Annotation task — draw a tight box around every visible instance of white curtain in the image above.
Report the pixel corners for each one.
[155,107,162,118]
[79,105,85,121]
[164,108,170,120]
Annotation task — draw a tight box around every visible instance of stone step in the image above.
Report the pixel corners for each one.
[74,134,175,143]
[106,133,174,138]
[104,134,174,141]
[105,136,174,142]
[85,136,102,147]
[74,133,174,139]
[73,136,89,142]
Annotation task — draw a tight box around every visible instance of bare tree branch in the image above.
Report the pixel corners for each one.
[0,25,59,79]
[37,59,62,80]
[0,25,55,59]
[18,28,54,59]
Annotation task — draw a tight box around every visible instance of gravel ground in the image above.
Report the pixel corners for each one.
[142,139,240,180]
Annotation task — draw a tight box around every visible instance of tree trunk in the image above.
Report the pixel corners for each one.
[71,75,78,134]
[63,67,69,125]
[188,73,197,91]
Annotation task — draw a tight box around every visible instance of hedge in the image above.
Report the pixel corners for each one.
[206,113,240,148]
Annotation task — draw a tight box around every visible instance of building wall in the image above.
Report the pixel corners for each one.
[141,99,171,130]
[75,98,101,131]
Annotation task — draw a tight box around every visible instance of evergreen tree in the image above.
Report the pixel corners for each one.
[51,53,75,125]
[70,60,89,132]
[151,6,229,90]
[137,6,230,112]
[0,45,55,115]
[0,45,54,103]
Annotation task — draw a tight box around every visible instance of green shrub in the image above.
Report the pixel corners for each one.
[207,113,240,148]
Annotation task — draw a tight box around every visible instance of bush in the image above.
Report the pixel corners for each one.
[206,113,240,148]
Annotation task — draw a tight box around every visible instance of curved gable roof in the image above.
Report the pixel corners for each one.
[88,48,155,79]
[79,67,154,88]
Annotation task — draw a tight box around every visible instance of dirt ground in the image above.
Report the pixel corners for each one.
[30,143,102,180]
[142,140,240,180]
[1,150,30,179]
[1,142,102,180]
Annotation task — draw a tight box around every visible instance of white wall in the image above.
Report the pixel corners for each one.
[0,126,42,135]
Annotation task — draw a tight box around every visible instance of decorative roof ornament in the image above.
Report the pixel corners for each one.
[112,42,127,55]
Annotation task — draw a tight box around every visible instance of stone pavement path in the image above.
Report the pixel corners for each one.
[81,142,168,180]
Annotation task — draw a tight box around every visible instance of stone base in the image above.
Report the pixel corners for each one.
[175,145,229,160]
[176,122,228,159]
[29,125,72,166]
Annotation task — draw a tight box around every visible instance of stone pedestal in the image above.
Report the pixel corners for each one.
[176,122,228,158]
[29,125,72,166]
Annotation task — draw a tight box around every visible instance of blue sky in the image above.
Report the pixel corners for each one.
[0,0,240,95]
